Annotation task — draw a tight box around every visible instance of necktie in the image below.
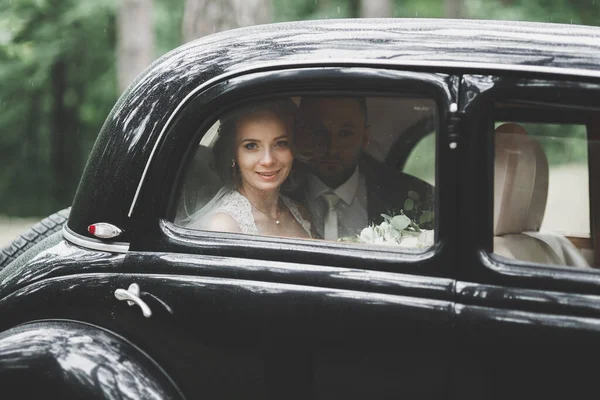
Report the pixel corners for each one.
[323,193,340,240]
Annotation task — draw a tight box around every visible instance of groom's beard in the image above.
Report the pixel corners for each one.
[312,150,362,189]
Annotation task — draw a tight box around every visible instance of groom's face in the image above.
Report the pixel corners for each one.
[297,97,369,188]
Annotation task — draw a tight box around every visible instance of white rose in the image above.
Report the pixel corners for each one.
[396,230,420,248]
[359,226,378,243]
[374,236,387,245]
[383,226,402,243]
[417,230,435,248]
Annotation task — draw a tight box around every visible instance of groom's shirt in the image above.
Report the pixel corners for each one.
[307,166,368,239]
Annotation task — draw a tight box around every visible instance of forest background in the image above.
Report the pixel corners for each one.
[1,0,599,236]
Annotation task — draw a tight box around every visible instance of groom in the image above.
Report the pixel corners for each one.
[294,96,434,240]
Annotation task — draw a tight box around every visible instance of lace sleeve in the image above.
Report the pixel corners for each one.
[215,191,259,234]
[281,195,312,237]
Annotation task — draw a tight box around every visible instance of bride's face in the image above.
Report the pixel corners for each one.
[234,112,293,194]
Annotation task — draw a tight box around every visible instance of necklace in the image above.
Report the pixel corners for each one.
[247,198,282,225]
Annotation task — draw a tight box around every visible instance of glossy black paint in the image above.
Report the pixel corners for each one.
[121,247,455,299]
[69,18,600,240]
[114,271,453,398]
[457,278,600,318]
[458,75,600,291]
[0,320,184,399]
[452,73,600,400]
[0,236,455,399]
[0,238,125,297]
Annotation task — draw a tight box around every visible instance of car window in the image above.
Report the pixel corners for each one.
[521,123,590,237]
[172,95,437,250]
[492,107,598,269]
[403,132,435,186]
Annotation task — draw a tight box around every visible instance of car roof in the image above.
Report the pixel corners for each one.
[191,18,600,74]
[68,18,600,243]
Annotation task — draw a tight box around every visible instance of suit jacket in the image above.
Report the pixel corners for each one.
[360,154,435,229]
[286,154,435,237]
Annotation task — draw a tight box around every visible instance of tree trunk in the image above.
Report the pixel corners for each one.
[348,0,360,18]
[50,58,78,208]
[360,0,392,18]
[182,0,272,43]
[444,0,466,18]
[117,0,154,93]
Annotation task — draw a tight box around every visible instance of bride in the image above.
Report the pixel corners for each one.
[185,99,312,238]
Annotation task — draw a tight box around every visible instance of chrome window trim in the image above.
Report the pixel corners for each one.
[127,58,600,217]
[63,225,130,253]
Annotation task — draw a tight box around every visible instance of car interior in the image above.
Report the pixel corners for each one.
[172,94,437,248]
[171,91,600,269]
[493,122,589,267]
[492,102,600,269]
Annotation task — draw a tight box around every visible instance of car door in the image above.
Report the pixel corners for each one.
[454,74,600,399]
[115,67,460,400]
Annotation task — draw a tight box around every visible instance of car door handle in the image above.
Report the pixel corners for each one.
[114,283,152,318]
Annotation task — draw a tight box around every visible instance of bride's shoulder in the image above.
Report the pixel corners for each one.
[213,190,257,234]
[207,212,242,233]
[220,190,248,206]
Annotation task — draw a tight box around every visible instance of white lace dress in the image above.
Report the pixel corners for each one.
[210,190,312,237]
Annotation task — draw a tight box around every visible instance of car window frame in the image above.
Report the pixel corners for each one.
[129,66,460,278]
[459,74,600,292]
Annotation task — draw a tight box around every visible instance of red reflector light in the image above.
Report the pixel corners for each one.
[87,223,122,239]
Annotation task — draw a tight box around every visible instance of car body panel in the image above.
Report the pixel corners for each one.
[0,320,184,400]
[114,270,453,398]
[69,18,600,243]
[0,237,125,297]
[451,73,600,399]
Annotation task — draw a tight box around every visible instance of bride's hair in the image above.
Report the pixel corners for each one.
[212,98,299,189]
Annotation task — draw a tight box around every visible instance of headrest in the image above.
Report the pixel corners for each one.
[494,123,549,236]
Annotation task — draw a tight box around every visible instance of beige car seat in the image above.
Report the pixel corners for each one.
[493,123,588,267]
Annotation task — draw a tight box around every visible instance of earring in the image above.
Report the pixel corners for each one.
[231,159,236,168]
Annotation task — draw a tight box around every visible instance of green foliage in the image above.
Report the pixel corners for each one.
[273,0,356,20]
[403,132,435,185]
[467,0,600,26]
[273,0,600,25]
[521,123,589,166]
[392,0,443,18]
[0,0,117,217]
[154,0,185,56]
[2,0,600,218]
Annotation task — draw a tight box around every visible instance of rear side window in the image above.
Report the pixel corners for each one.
[492,105,598,269]
[522,123,589,237]
[173,94,438,250]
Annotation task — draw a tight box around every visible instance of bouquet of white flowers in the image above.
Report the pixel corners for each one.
[338,191,434,248]
[339,213,433,248]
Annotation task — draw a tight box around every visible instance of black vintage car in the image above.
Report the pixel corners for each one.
[1,18,600,400]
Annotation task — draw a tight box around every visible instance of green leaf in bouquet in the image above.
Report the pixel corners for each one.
[391,214,411,231]
[420,210,434,224]
[338,236,360,243]
[381,213,392,222]
[408,191,420,200]
[403,198,414,211]
[409,221,422,232]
